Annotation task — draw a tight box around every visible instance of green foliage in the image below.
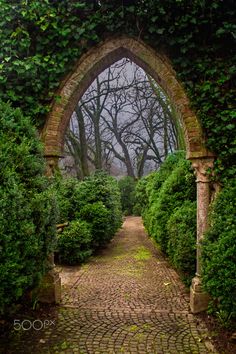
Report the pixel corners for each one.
[202,181,236,319]
[57,220,92,265]
[52,175,80,222]
[0,1,234,179]
[146,151,186,208]
[77,201,111,248]
[148,158,195,252]
[137,152,196,281]
[143,152,191,242]
[133,174,153,216]
[73,171,122,236]
[118,176,136,215]
[134,153,184,218]
[54,171,122,263]
[0,101,58,314]
[167,201,196,284]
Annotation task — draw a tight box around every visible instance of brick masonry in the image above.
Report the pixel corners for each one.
[41,36,214,161]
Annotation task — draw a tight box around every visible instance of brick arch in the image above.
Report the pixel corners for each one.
[41,37,217,313]
[41,37,213,161]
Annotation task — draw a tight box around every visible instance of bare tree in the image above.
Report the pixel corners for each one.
[62,58,181,178]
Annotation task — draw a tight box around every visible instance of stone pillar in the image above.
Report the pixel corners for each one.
[36,155,62,304]
[190,157,214,313]
[37,254,61,304]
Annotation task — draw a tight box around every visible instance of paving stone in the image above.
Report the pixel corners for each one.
[2,217,217,353]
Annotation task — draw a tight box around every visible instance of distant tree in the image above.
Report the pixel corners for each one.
[63,59,181,178]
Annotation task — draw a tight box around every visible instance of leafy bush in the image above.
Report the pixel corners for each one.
[77,201,111,248]
[144,155,196,252]
[54,171,122,263]
[52,175,80,222]
[74,171,122,237]
[133,174,152,216]
[57,220,92,265]
[202,181,236,319]
[142,151,185,232]
[148,151,186,201]
[167,201,197,284]
[0,101,57,314]
[118,176,136,215]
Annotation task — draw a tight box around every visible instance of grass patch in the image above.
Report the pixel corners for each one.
[119,267,143,277]
[134,246,151,261]
[127,324,139,332]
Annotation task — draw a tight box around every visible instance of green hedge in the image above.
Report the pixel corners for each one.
[136,152,196,282]
[54,171,122,263]
[52,175,80,223]
[143,153,195,252]
[77,201,111,248]
[167,201,196,284]
[57,220,92,265]
[0,101,57,314]
[118,176,136,215]
[202,181,236,320]
[73,171,122,240]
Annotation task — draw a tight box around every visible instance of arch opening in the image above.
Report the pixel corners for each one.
[41,37,215,314]
[60,57,185,179]
[41,37,213,162]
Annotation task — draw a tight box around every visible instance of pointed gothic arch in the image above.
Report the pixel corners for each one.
[41,37,215,313]
[41,37,213,161]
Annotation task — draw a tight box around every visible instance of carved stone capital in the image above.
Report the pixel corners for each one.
[191,158,214,183]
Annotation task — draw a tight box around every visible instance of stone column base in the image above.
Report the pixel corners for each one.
[190,276,210,314]
[37,269,61,304]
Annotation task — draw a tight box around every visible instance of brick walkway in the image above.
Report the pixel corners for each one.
[5,217,217,353]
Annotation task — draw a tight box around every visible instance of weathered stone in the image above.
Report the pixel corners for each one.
[190,276,211,314]
[39,37,219,314]
[40,36,213,161]
[37,269,61,304]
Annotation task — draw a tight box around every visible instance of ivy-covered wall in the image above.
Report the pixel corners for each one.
[0,0,235,180]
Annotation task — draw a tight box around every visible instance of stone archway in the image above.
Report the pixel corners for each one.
[41,37,215,313]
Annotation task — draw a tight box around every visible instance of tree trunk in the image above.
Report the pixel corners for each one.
[75,107,89,177]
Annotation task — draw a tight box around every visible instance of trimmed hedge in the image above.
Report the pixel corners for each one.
[52,175,80,223]
[167,201,197,284]
[77,201,111,248]
[57,220,92,265]
[143,153,195,253]
[0,101,57,314]
[136,152,196,283]
[202,181,236,319]
[54,171,122,264]
[118,176,136,215]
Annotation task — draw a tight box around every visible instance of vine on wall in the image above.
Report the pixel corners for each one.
[0,0,235,179]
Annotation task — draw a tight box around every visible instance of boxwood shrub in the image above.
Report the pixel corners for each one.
[54,170,122,263]
[73,171,122,238]
[167,201,197,284]
[77,201,111,248]
[135,152,196,282]
[202,180,236,319]
[118,176,136,215]
[57,220,92,265]
[0,101,57,314]
[144,156,196,252]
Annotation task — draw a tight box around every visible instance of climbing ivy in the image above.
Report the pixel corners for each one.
[0,0,235,179]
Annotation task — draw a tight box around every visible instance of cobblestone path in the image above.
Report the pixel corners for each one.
[5,217,217,353]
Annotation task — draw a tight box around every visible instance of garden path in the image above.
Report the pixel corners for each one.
[7,217,217,353]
